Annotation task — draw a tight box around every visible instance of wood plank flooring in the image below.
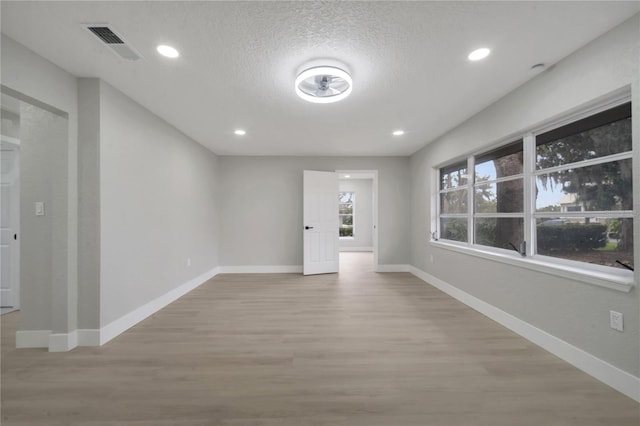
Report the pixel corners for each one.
[2,253,638,425]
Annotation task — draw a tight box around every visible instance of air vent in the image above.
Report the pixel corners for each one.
[83,24,142,61]
[87,26,124,44]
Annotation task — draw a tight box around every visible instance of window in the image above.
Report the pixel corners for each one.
[436,99,633,273]
[534,102,633,268]
[438,161,468,242]
[474,141,524,251]
[339,192,354,237]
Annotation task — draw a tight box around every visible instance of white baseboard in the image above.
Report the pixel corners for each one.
[14,267,220,351]
[219,265,303,273]
[339,247,373,252]
[16,330,50,348]
[99,267,219,345]
[49,331,78,352]
[409,266,640,402]
[377,264,410,272]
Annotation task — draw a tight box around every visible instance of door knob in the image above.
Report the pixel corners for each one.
[305,226,314,230]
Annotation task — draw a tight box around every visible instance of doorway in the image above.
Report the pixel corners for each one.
[1,94,21,314]
[336,170,378,272]
[339,252,374,273]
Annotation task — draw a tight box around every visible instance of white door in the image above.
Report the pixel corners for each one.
[303,170,339,275]
[1,144,20,311]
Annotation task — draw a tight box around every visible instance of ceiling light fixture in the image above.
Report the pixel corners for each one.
[344,175,351,178]
[234,129,246,136]
[468,47,491,61]
[392,130,405,136]
[157,44,179,58]
[295,66,352,104]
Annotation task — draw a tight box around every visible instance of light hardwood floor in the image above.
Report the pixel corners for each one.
[1,252,638,425]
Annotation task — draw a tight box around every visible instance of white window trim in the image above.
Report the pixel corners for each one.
[432,240,633,292]
[432,91,634,293]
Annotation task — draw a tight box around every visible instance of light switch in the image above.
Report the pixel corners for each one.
[35,202,45,216]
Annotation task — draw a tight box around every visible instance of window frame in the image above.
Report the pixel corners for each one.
[339,191,355,239]
[472,139,525,252]
[432,92,634,292]
[437,160,470,243]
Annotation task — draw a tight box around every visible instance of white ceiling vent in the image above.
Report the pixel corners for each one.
[83,24,142,61]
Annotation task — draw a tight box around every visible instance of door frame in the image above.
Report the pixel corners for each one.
[1,136,21,312]
[335,169,379,271]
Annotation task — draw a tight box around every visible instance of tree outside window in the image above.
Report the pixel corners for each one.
[535,102,632,268]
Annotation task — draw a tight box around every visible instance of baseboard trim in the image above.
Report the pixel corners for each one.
[99,267,220,345]
[16,330,50,348]
[377,264,411,272]
[15,267,220,351]
[219,265,303,274]
[409,266,640,402]
[339,247,373,252]
[49,330,78,352]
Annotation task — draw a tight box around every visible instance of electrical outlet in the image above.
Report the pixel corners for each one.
[429,254,434,264]
[609,311,623,332]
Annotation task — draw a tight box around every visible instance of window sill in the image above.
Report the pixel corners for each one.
[430,240,634,293]
[339,237,354,240]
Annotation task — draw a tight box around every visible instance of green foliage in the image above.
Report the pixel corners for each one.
[536,115,632,252]
[537,223,607,252]
[537,205,561,213]
[340,215,353,226]
[595,241,618,252]
[440,218,467,242]
[608,218,621,239]
[474,219,496,246]
[339,227,353,237]
[441,189,467,213]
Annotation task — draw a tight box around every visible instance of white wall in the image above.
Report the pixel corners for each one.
[339,179,373,250]
[99,81,221,327]
[410,15,640,377]
[18,104,67,331]
[77,79,101,330]
[1,34,78,338]
[2,36,222,347]
[219,157,409,267]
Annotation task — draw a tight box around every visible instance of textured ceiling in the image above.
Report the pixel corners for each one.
[1,1,638,156]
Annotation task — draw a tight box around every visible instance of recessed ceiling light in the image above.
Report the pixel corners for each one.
[392,130,405,136]
[295,66,353,104]
[468,48,491,61]
[344,175,351,178]
[157,44,179,58]
[234,129,246,136]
